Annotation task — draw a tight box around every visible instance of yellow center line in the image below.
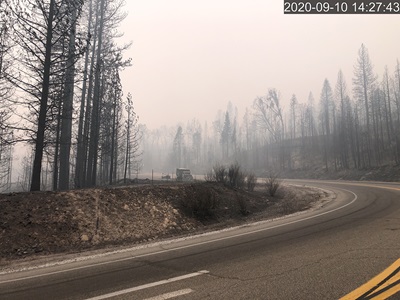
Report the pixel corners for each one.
[367,271,400,299]
[319,181,400,299]
[340,258,400,299]
[372,284,400,300]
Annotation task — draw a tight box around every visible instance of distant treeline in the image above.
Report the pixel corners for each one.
[142,44,400,175]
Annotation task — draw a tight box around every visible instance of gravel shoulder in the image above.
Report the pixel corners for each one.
[0,181,331,271]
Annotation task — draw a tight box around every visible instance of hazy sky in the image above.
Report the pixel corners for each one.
[119,1,400,130]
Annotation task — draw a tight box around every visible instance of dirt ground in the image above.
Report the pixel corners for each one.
[0,181,327,268]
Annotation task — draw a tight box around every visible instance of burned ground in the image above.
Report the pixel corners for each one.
[0,182,326,266]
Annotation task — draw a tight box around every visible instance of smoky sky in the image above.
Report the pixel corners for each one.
[119,1,400,129]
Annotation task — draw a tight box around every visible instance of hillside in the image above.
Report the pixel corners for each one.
[0,182,327,267]
[281,164,400,182]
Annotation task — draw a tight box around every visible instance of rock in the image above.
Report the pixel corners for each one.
[91,235,100,244]
[81,234,89,242]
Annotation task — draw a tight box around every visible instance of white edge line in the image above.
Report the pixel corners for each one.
[143,289,193,300]
[0,188,357,284]
[0,185,334,275]
[85,272,206,300]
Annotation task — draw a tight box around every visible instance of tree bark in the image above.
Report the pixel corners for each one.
[59,3,78,190]
[87,0,106,187]
[75,0,93,188]
[30,0,55,191]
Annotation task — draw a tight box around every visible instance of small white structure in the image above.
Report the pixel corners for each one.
[176,168,193,181]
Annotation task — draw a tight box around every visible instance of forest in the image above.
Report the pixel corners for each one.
[0,0,140,192]
[0,1,399,192]
[142,44,400,179]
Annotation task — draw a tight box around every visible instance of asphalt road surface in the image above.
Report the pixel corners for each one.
[1,180,399,299]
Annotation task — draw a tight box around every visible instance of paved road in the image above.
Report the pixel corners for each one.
[1,180,399,299]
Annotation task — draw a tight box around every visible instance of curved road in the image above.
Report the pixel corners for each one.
[0,180,399,299]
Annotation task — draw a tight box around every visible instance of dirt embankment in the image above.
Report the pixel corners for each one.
[0,182,327,266]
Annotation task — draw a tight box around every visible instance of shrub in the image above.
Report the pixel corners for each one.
[180,187,219,219]
[246,173,257,191]
[227,162,246,189]
[204,170,215,182]
[265,172,282,197]
[237,196,248,215]
[237,172,246,189]
[205,162,248,189]
[214,163,226,184]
